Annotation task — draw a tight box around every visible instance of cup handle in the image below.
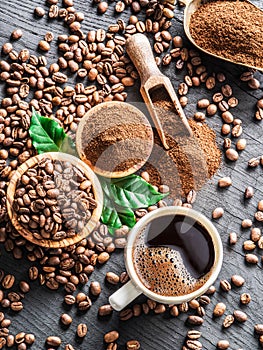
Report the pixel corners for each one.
[109,280,141,311]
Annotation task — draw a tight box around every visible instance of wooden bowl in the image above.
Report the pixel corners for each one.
[6,152,103,248]
[76,101,154,178]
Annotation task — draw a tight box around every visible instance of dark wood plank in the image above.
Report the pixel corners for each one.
[0,0,263,349]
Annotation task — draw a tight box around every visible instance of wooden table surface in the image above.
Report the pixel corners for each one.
[0,0,263,349]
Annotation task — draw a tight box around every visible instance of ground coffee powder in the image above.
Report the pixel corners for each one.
[189,0,263,69]
[145,92,221,197]
[78,103,153,174]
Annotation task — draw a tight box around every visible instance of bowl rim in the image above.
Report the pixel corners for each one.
[75,101,154,178]
[6,152,103,248]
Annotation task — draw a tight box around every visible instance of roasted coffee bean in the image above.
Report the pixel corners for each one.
[233,310,247,322]
[11,29,23,40]
[243,239,256,250]
[0,328,9,337]
[225,149,239,161]
[15,332,26,344]
[187,315,203,325]
[231,275,245,287]
[46,336,62,347]
[132,304,141,317]
[218,177,232,188]
[98,304,113,316]
[187,330,201,340]
[223,138,231,149]
[178,82,188,96]
[0,338,6,349]
[90,281,101,296]
[221,84,232,97]
[207,104,217,116]
[228,96,238,107]
[197,98,210,109]
[24,333,35,345]
[212,207,224,219]
[242,218,253,228]
[220,280,231,292]
[248,78,260,90]
[186,189,197,204]
[104,331,119,343]
[61,313,72,326]
[244,186,254,200]
[240,292,251,305]
[251,227,261,242]
[119,308,133,321]
[245,253,258,264]
[213,303,226,317]
[217,339,230,349]
[189,299,199,309]
[186,339,202,349]
[248,157,260,167]
[19,281,30,293]
[35,6,45,17]
[218,100,229,112]
[28,266,38,280]
[6,335,15,347]
[258,236,263,249]
[255,324,263,335]
[255,211,263,222]
[126,340,140,350]
[169,305,179,317]
[221,123,231,135]
[65,344,75,350]
[223,315,235,328]
[98,1,108,14]
[97,252,110,264]
[205,76,215,89]
[2,274,15,289]
[76,323,88,338]
[106,272,120,285]
[38,41,50,52]
[236,138,247,151]
[154,304,166,314]
[194,111,206,121]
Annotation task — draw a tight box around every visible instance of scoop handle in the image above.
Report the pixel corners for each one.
[126,34,164,86]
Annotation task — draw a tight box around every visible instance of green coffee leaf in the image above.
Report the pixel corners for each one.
[101,195,136,234]
[100,175,168,234]
[29,108,77,156]
[102,174,168,209]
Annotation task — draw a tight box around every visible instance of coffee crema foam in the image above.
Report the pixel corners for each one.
[133,228,212,297]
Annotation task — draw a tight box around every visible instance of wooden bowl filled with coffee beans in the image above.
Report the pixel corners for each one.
[6,152,103,248]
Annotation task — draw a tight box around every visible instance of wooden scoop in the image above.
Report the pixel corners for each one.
[181,0,263,72]
[126,33,192,150]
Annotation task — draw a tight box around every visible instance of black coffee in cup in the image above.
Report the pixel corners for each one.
[132,214,215,297]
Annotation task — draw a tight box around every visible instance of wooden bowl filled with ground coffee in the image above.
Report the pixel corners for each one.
[6,152,103,248]
[76,101,154,178]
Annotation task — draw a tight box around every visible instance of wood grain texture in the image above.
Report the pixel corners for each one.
[0,0,263,349]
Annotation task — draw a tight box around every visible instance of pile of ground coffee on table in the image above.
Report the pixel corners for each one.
[189,0,263,69]
[145,92,221,197]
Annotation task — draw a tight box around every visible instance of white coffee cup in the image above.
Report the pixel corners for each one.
[109,206,223,311]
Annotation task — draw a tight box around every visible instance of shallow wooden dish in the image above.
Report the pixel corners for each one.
[76,101,154,178]
[6,152,103,248]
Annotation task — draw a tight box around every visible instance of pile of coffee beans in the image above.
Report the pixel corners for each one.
[13,157,97,240]
[0,311,35,349]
